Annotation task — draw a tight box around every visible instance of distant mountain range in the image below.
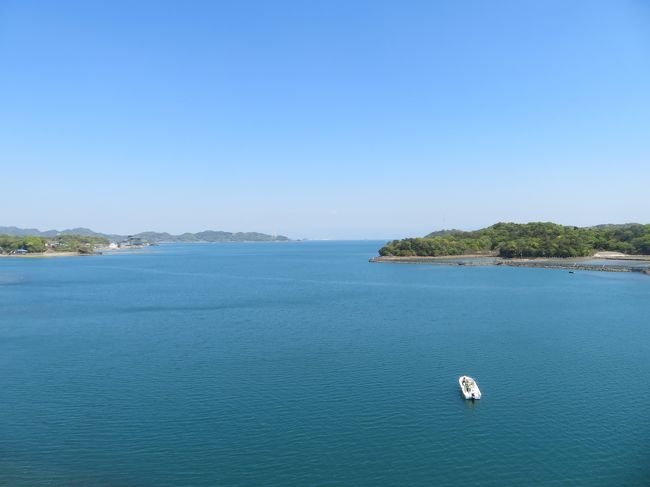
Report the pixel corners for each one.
[0,226,290,243]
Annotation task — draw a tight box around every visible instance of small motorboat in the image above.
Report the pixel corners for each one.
[459,376,481,400]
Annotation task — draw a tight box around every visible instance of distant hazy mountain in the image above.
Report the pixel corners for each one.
[0,226,55,237]
[0,227,290,243]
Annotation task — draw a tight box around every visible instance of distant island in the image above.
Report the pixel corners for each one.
[378,222,650,258]
[0,227,290,256]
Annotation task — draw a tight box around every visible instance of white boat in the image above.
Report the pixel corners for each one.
[459,376,481,400]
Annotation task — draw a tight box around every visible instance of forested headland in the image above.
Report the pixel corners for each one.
[0,234,108,255]
[378,223,650,258]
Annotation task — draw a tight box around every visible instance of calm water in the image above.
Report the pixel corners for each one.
[1,242,649,486]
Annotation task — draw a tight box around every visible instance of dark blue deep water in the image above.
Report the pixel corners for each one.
[1,242,649,486]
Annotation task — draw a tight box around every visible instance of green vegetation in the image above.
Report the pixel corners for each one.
[51,235,109,253]
[0,235,45,254]
[0,234,108,255]
[379,222,650,258]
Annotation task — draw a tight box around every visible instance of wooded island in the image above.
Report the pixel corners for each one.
[379,222,650,258]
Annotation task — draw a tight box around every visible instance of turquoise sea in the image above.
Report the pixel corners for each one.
[1,242,649,486]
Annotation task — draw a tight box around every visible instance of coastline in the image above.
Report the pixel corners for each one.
[0,245,160,259]
[369,255,650,275]
[0,251,93,258]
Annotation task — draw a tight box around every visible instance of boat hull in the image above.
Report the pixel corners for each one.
[459,376,481,400]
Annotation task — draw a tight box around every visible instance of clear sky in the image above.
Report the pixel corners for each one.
[1,1,649,239]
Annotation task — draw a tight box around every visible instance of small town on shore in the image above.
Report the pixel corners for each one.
[0,234,150,257]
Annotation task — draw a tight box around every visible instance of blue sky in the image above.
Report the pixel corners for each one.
[1,0,649,239]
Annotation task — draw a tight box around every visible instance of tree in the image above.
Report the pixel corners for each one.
[21,236,46,253]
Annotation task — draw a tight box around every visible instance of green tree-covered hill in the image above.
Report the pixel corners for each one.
[379,222,650,258]
[0,234,109,254]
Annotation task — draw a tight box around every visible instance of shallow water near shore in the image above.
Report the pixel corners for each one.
[1,241,649,485]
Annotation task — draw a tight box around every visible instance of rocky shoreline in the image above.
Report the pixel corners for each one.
[369,255,650,275]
